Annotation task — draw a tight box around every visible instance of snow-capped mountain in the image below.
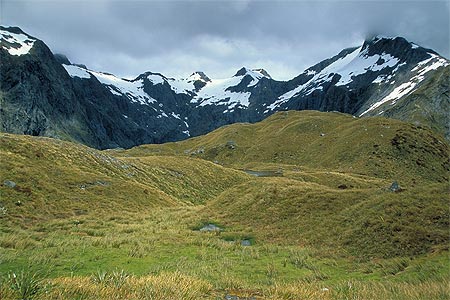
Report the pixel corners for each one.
[190,67,271,110]
[0,26,36,56]
[63,64,271,113]
[265,36,448,118]
[1,25,448,149]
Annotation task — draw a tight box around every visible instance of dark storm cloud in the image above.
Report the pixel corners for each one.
[1,0,448,80]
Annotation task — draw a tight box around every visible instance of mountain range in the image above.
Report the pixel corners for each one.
[0,25,448,149]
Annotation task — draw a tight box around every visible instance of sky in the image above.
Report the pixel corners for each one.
[1,0,449,80]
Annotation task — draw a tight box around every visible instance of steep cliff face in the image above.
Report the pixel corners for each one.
[379,65,450,140]
[0,26,189,149]
[0,27,95,144]
[1,26,448,149]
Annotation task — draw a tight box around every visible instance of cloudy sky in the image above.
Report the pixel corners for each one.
[1,0,448,80]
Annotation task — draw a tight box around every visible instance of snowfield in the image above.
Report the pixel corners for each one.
[0,28,36,56]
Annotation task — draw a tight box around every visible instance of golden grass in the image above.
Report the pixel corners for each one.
[2,273,448,300]
[1,110,449,299]
[117,110,449,185]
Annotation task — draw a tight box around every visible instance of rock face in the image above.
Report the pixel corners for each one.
[0,26,188,149]
[1,26,448,149]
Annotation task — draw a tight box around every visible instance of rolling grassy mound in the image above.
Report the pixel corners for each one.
[1,110,449,299]
[118,110,449,258]
[0,133,248,225]
[118,155,249,205]
[120,110,449,185]
[201,178,448,258]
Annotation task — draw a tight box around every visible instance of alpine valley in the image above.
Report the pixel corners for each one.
[0,25,449,300]
[0,25,448,149]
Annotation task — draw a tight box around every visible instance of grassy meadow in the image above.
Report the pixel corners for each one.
[0,111,449,299]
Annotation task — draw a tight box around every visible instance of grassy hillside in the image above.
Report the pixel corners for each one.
[1,111,449,299]
[119,110,449,185]
[0,133,248,224]
[202,178,448,258]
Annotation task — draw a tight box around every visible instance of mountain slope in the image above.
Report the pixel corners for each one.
[376,65,450,139]
[266,37,448,121]
[0,27,95,142]
[1,26,449,149]
[120,110,449,185]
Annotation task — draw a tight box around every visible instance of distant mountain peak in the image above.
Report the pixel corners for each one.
[233,67,271,79]
[188,71,211,83]
[252,68,271,79]
[360,35,440,64]
[234,67,249,77]
[0,25,29,36]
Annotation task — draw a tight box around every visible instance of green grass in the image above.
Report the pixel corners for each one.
[1,110,449,299]
[0,207,448,299]
[117,110,449,185]
[200,178,449,258]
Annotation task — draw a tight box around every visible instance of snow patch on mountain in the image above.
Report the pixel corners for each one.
[187,71,211,83]
[335,50,400,86]
[191,76,251,108]
[63,64,92,79]
[265,81,309,113]
[0,28,36,56]
[190,68,269,109]
[245,68,270,87]
[359,53,449,116]
[267,47,362,112]
[171,112,181,119]
[89,70,156,105]
[168,78,196,94]
[147,74,165,85]
[268,44,406,112]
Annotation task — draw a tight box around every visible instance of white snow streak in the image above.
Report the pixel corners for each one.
[63,64,91,79]
[89,70,156,105]
[192,76,251,108]
[359,53,449,116]
[0,29,35,56]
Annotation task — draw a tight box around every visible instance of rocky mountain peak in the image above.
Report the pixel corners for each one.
[233,67,249,77]
[188,71,211,83]
[233,67,271,79]
[252,68,271,79]
[0,25,37,56]
[361,35,437,64]
[134,71,168,83]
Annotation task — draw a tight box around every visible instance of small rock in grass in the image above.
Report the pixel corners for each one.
[3,180,16,188]
[389,181,402,192]
[241,239,251,246]
[199,224,222,232]
[338,184,348,189]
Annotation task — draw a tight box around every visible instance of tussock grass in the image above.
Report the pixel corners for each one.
[1,110,449,299]
[29,271,212,300]
[201,178,449,258]
[265,280,450,300]
[118,110,449,185]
